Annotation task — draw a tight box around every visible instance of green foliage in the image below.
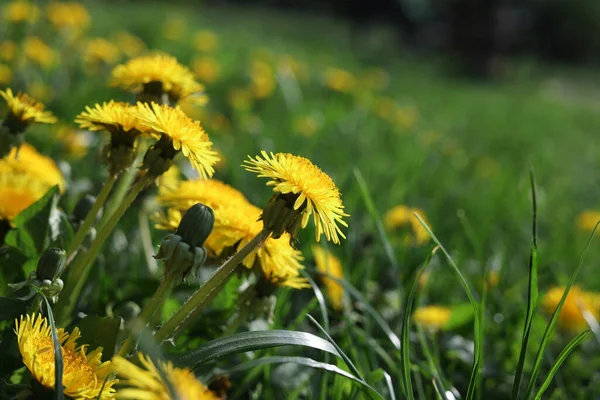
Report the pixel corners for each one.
[76,316,121,362]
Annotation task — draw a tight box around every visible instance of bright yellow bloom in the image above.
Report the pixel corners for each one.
[193,30,218,52]
[157,164,181,194]
[157,178,247,211]
[542,286,599,332]
[577,210,600,232]
[83,38,121,66]
[312,245,344,310]
[15,314,117,399]
[0,143,66,191]
[110,53,206,104]
[0,173,48,221]
[0,41,17,61]
[113,31,146,58]
[136,102,219,178]
[413,305,451,331]
[192,57,220,83]
[384,205,430,246]
[244,151,349,244]
[0,64,12,84]
[23,37,56,69]
[75,101,146,135]
[323,68,356,93]
[112,353,218,400]
[46,2,91,31]
[3,0,39,23]
[1,88,57,130]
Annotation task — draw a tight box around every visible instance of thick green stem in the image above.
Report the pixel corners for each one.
[155,228,271,342]
[66,174,117,262]
[118,273,176,357]
[55,175,152,325]
[99,167,137,230]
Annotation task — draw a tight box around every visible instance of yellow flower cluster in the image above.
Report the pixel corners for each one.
[384,205,430,246]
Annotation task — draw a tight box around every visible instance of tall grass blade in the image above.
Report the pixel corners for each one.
[524,221,599,398]
[533,330,590,400]
[511,171,539,400]
[432,377,449,400]
[413,213,481,400]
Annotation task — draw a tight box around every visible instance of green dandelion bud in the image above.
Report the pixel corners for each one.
[36,248,67,282]
[155,203,214,280]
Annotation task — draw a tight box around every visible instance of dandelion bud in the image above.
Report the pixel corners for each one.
[73,195,101,223]
[36,247,66,281]
[176,204,214,248]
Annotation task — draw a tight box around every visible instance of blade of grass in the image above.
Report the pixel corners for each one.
[40,294,64,400]
[511,171,539,400]
[524,221,599,398]
[366,369,397,400]
[413,213,481,400]
[533,330,590,400]
[401,246,439,400]
[432,377,449,400]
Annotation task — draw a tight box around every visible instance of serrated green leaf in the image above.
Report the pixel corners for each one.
[0,297,27,321]
[76,316,121,362]
[176,330,340,369]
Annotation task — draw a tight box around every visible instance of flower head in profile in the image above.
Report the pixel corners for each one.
[312,245,345,310]
[15,314,117,399]
[110,53,206,104]
[384,205,430,246]
[112,353,218,400]
[0,143,65,192]
[136,102,219,178]
[541,286,598,332]
[1,88,56,133]
[413,305,451,331]
[244,151,348,244]
[75,101,145,136]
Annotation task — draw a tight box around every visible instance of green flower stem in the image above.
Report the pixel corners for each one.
[117,273,177,357]
[55,175,153,325]
[155,228,271,342]
[99,166,137,230]
[66,174,117,262]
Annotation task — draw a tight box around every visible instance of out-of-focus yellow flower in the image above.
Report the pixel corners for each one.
[577,210,600,232]
[83,38,121,67]
[191,57,220,84]
[278,54,308,81]
[486,270,500,289]
[3,0,39,23]
[227,87,253,111]
[0,143,65,192]
[413,305,451,331]
[394,105,419,131]
[373,97,398,120]
[384,205,430,246]
[293,114,322,137]
[111,53,206,105]
[244,151,349,244]
[323,67,356,93]
[162,16,187,41]
[542,286,599,332]
[1,88,57,131]
[15,314,117,399]
[23,37,56,69]
[46,2,90,32]
[157,178,247,212]
[193,30,218,52]
[26,82,53,102]
[206,112,230,133]
[54,125,91,160]
[113,31,146,58]
[0,173,48,221]
[0,64,12,84]
[312,245,345,311]
[250,60,275,99]
[360,67,390,91]
[157,164,181,194]
[0,41,17,62]
[112,353,217,400]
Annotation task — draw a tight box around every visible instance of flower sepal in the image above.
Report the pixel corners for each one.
[0,124,24,158]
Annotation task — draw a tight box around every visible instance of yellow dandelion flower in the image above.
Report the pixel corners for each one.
[0,143,66,191]
[83,38,121,66]
[75,101,145,135]
[153,208,181,231]
[577,210,600,232]
[157,164,181,194]
[542,286,598,332]
[312,245,344,310]
[136,102,219,178]
[0,41,17,62]
[110,53,206,104]
[23,37,56,69]
[0,64,12,84]
[113,31,146,58]
[413,305,451,331]
[15,314,117,399]
[293,114,321,137]
[191,57,220,83]
[54,125,91,160]
[1,88,57,130]
[384,205,430,246]
[3,0,39,23]
[250,60,276,99]
[193,30,218,52]
[0,173,48,221]
[46,2,91,31]
[227,87,253,111]
[244,151,348,244]
[323,67,356,93]
[112,353,218,400]
[157,178,247,211]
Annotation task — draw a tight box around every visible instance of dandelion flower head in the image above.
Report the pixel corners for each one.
[1,88,57,131]
[46,2,91,31]
[413,305,451,331]
[542,286,599,332]
[576,210,600,233]
[312,245,345,310]
[0,143,65,192]
[75,101,146,136]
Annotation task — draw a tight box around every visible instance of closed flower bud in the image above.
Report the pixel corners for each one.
[36,247,66,281]
[176,204,214,248]
[73,195,100,223]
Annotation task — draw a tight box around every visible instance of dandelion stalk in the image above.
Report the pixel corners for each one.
[155,228,271,342]
[56,174,153,324]
[66,174,117,261]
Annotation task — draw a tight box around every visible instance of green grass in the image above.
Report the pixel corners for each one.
[2,1,600,398]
